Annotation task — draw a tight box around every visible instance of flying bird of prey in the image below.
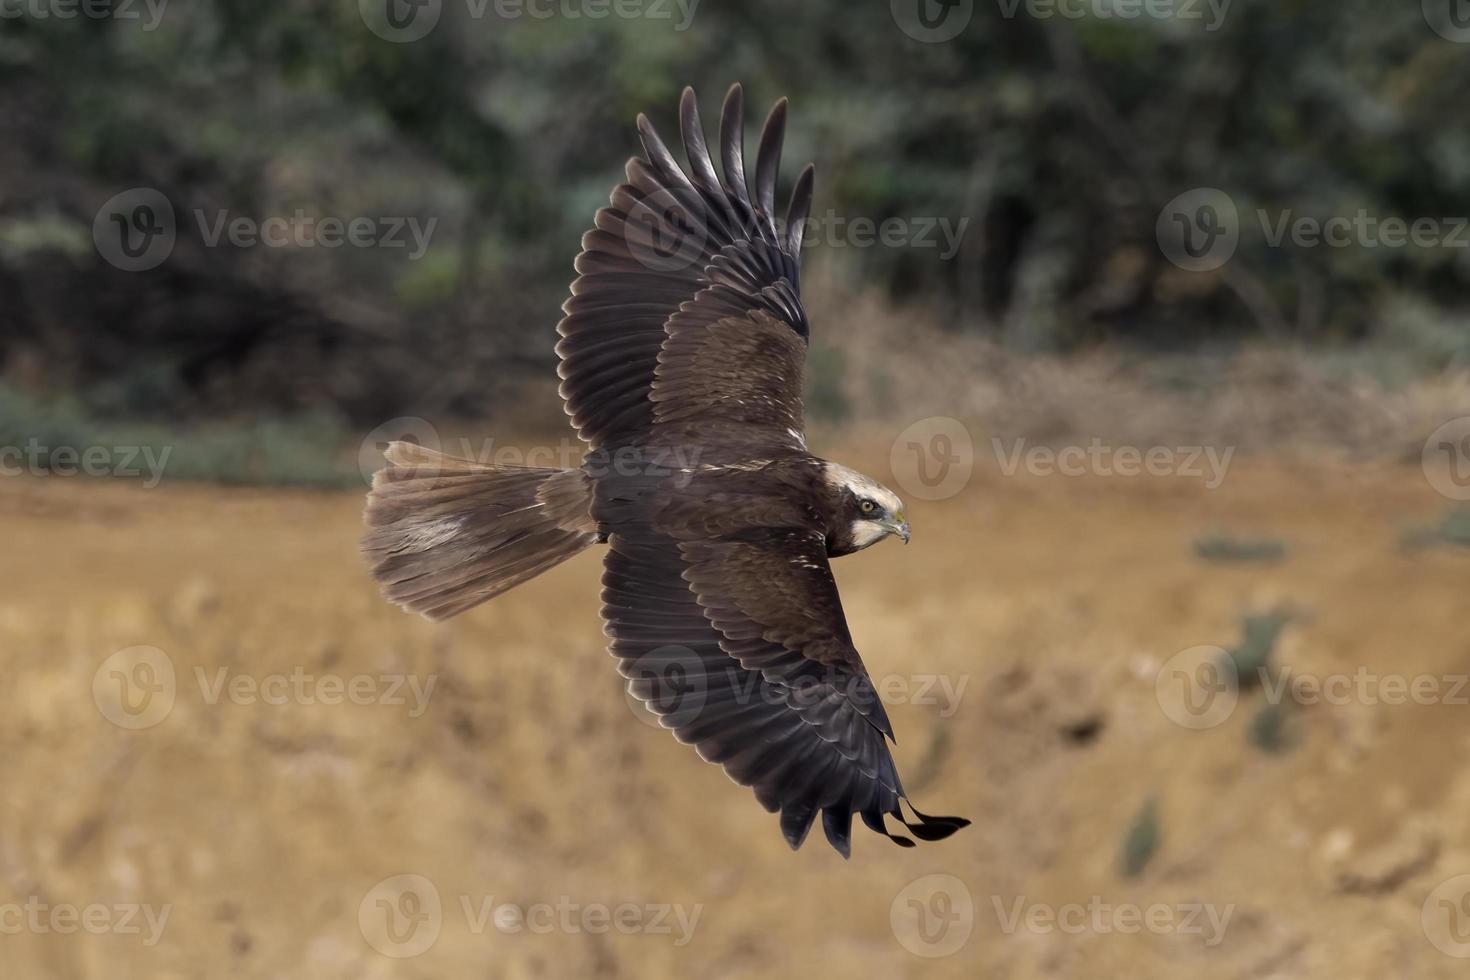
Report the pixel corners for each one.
[363,84,968,857]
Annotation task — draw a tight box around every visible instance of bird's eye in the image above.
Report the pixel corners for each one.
[859,499,876,514]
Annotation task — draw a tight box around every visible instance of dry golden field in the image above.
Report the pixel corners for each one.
[3,439,1470,979]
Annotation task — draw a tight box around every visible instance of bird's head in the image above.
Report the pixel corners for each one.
[821,462,910,556]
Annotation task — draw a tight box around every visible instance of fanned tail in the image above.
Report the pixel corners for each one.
[362,442,598,621]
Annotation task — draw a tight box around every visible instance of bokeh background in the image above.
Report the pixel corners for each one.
[4,1,1470,977]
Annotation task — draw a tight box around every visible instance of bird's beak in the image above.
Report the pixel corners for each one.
[889,520,911,545]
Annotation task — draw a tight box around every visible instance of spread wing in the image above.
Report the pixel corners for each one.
[555,84,813,452]
[603,526,969,857]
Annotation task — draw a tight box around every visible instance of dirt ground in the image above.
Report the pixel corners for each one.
[3,443,1469,979]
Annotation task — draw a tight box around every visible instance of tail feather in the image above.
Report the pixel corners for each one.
[362,442,598,620]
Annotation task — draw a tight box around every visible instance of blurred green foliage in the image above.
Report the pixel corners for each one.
[1,1,1468,422]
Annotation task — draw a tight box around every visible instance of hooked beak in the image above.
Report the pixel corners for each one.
[889,519,911,545]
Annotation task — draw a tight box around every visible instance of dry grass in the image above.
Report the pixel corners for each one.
[803,276,1470,462]
[3,442,1470,978]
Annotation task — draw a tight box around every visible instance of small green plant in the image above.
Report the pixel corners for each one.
[1119,797,1160,879]
[1247,700,1300,755]
[1193,533,1288,564]
[1227,610,1292,690]
[1401,510,1470,551]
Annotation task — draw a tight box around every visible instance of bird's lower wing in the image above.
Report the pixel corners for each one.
[601,527,967,856]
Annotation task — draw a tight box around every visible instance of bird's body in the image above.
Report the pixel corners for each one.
[364,84,967,857]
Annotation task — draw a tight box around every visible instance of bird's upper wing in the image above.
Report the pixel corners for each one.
[556,84,813,452]
[603,524,969,856]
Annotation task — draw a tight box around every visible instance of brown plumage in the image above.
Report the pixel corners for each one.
[363,84,968,857]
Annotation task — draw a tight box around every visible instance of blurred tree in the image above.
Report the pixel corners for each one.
[1,0,1467,420]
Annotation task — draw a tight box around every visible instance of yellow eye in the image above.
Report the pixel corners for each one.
[859,500,876,514]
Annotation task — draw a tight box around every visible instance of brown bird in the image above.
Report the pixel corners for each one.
[363,84,968,857]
